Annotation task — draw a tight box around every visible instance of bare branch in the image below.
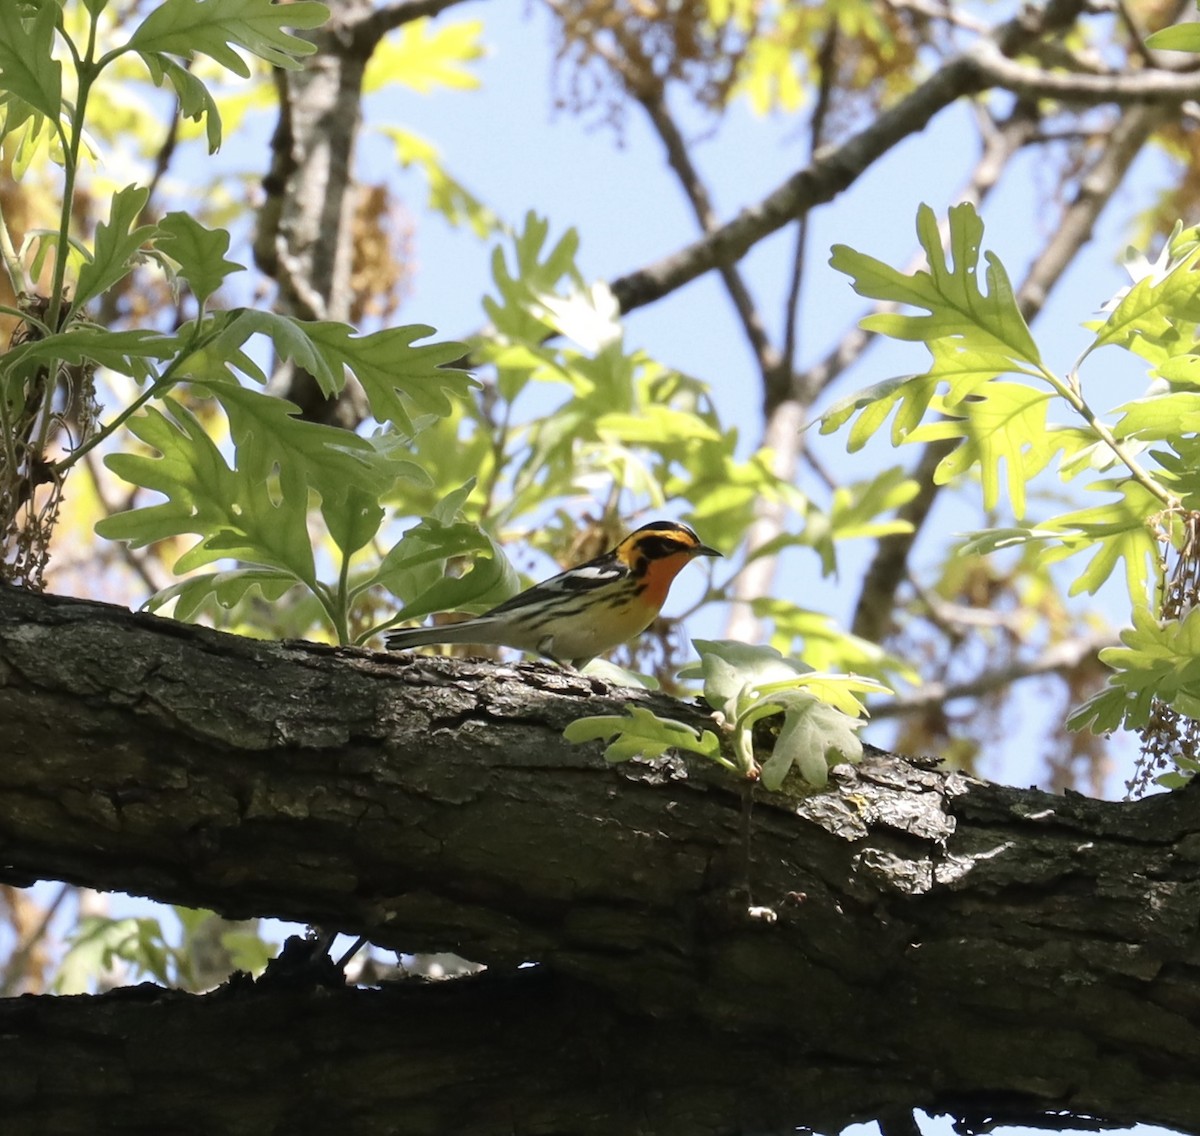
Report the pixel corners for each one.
[610,0,1092,316]
[610,55,984,315]
[635,88,782,381]
[870,630,1118,719]
[1017,103,1167,320]
[3,586,1200,1134]
[721,26,837,642]
[354,0,483,53]
[0,881,70,997]
[254,3,375,426]
[799,100,1038,407]
[780,23,839,385]
[973,43,1200,104]
[541,0,783,384]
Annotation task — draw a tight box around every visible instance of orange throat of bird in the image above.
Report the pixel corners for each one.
[636,552,695,612]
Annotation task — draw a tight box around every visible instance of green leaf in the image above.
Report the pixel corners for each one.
[1036,479,1161,605]
[156,212,243,308]
[759,693,864,791]
[219,927,273,976]
[564,707,724,765]
[0,0,62,125]
[907,382,1057,516]
[747,600,902,679]
[1070,606,1200,733]
[202,379,391,505]
[680,639,810,718]
[364,18,484,94]
[206,309,330,387]
[956,526,1058,557]
[57,916,177,994]
[579,658,660,690]
[139,54,223,152]
[828,466,917,541]
[212,312,472,429]
[832,202,1041,369]
[1087,238,1200,365]
[596,405,723,447]
[1112,392,1200,440]
[817,374,940,449]
[74,185,156,310]
[1145,24,1200,52]
[97,399,317,586]
[1156,354,1200,387]
[129,0,329,77]
[753,673,886,718]
[299,322,474,432]
[375,518,518,624]
[383,127,499,238]
[430,479,475,524]
[1067,682,1140,735]
[322,482,384,560]
[146,567,299,621]
[484,213,583,342]
[826,204,1045,451]
[0,325,179,383]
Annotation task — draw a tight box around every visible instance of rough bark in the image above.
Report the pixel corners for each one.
[2,584,1200,1136]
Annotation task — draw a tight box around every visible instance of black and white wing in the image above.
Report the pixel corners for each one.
[482,555,629,615]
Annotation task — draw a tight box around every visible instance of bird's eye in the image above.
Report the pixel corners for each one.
[641,536,688,557]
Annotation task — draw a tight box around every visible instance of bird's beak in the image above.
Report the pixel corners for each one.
[694,543,722,558]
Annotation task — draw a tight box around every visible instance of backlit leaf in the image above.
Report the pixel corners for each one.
[74,185,156,310]
[129,0,329,77]
[0,0,61,125]
[156,212,243,308]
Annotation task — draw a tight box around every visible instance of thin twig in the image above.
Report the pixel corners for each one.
[609,0,1090,315]
[544,0,783,385]
[0,882,72,997]
[972,42,1200,104]
[354,0,481,55]
[780,22,838,383]
[870,631,1118,719]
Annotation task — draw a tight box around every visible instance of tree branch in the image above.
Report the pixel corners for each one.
[605,0,1200,320]
[609,53,985,315]
[868,629,1120,719]
[973,44,1200,104]
[4,585,1200,1134]
[353,0,483,54]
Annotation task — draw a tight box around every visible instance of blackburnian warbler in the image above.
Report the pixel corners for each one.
[385,520,721,668]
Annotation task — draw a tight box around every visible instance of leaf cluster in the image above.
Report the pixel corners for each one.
[824,202,1200,751]
[566,639,888,789]
[56,906,271,994]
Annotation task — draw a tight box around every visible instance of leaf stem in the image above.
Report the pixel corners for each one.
[310,581,348,645]
[0,197,28,297]
[334,550,352,646]
[51,322,213,474]
[33,12,101,474]
[46,21,98,335]
[1040,366,1178,510]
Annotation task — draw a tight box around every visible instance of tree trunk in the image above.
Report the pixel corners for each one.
[2,584,1198,1135]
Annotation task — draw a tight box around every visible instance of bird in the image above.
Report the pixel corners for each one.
[384,519,721,668]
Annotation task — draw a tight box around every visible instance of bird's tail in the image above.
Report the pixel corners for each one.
[385,618,492,653]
